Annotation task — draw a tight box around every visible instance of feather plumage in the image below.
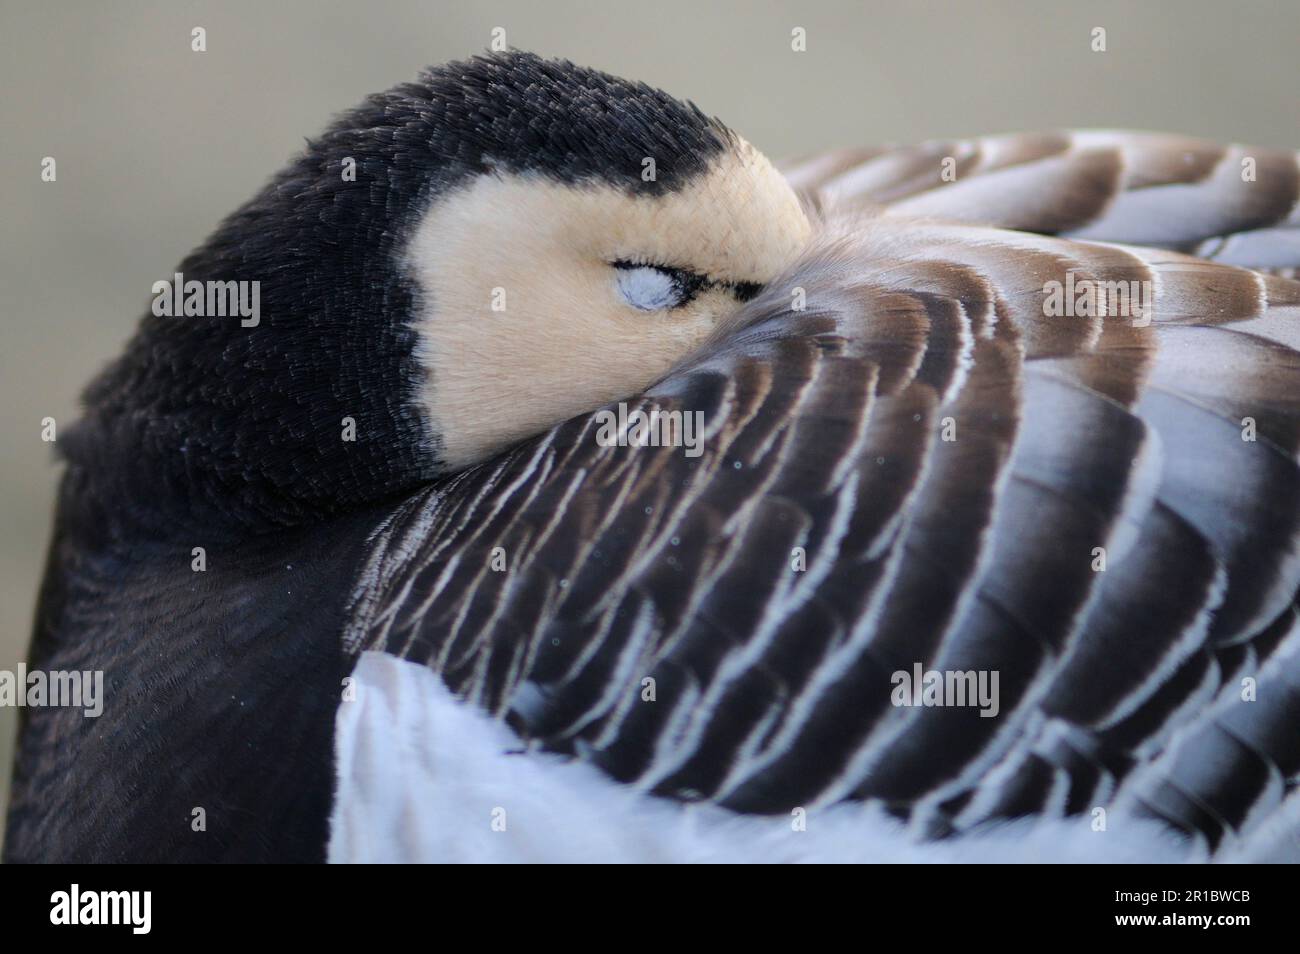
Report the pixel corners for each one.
[8,49,1298,861]
[341,180,1300,855]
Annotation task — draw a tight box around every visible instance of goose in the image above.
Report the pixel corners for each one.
[6,51,1300,863]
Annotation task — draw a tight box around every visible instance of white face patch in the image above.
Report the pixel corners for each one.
[404,138,813,469]
[615,265,684,312]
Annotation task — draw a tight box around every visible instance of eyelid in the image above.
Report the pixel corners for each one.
[610,261,763,307]
[611,260,695,280]
[611,260,706,308]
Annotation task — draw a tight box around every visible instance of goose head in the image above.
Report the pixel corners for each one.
[70,52,811,529]
[402,53,812,467]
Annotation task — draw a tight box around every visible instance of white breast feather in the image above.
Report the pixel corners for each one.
[328,652,1206,863]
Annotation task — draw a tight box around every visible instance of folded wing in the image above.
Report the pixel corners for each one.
[350,133,1300,857]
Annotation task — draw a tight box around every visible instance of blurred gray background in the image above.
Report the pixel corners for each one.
[2,0,1298,844]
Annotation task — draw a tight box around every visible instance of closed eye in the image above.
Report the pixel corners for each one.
[612,261,763,311]
[612,262,706,311]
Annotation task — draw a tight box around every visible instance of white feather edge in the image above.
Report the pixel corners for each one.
[328,651,1198,864]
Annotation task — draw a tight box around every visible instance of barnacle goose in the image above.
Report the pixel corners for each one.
[7,53,1300,863]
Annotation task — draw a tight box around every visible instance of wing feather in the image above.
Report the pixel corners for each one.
[349,141,1300,857]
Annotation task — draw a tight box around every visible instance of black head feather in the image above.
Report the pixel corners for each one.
[64,52,735,538]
